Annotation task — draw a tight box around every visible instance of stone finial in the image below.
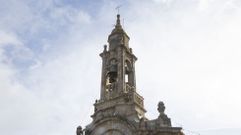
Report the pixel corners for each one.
[114,14,122,30]
[130,48,133,53]
[116,14,121,26]
[104,45,107,52]
[158,101,165,114]
[157,101,172,126]
[76,126,83,135]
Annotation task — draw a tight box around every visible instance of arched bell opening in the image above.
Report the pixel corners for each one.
[125,60,133,92]
[105,58,118,92]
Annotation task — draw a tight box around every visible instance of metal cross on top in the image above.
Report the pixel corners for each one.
[115,5,122,14]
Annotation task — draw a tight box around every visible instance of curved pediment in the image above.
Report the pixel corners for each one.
[89,117,134,135]
[102,129,124,135]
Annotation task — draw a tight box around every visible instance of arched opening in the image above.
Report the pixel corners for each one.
[125,60,132,83]
[125,60,133,92]
[106,59,118,92]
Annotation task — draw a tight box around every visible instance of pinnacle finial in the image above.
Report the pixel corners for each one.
[116,14,121,26]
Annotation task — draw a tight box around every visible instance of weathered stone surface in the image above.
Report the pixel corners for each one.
[76,14,184,135]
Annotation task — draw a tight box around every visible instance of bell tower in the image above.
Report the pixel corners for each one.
[96,14,145,121]
[78,14,185,135]
[100,14,137,101]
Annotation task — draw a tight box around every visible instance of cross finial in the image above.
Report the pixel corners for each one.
[115,5,122,14]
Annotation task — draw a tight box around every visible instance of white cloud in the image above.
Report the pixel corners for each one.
[0,32,22,46]
[125,0,241,131]
[1,0,241,135]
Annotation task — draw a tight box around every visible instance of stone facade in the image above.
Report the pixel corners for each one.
[77,14,184,135]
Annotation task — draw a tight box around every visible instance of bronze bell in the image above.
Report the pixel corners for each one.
[109,64,117,72]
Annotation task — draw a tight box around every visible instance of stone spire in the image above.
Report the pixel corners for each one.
[110,14,128,36]
[115,14,122,28]
[107,14,130,52]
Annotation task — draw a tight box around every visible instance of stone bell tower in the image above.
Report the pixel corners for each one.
[100,14,137,100]
[77,14,185,135]
[98,14,145,120]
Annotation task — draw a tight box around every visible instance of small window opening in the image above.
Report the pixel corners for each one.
[125,74,129,83]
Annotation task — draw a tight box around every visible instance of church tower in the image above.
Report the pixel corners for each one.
[77,14,184,135]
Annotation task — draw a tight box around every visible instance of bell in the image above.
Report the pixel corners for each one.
[109,65,117,72]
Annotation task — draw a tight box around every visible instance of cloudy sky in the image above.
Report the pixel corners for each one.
[1,0,241,135]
